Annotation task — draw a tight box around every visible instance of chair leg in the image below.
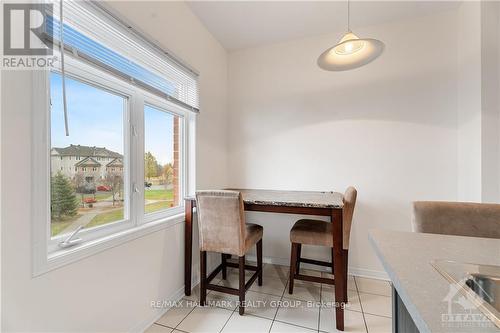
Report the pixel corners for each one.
[289,242,298,294]
[221,253,227,280]
[331,248,335,275]
[200,251,207,306]
[257,239,263,286]
[238,255,246,315]
[343,249,349,302]
[296,244,302,274]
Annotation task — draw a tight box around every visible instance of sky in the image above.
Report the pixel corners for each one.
[144,105,175,166]
[51,73,175,166]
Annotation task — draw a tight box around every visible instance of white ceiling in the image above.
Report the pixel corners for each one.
[187,1,461,51]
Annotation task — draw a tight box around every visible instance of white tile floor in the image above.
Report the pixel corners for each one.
[146,264,392,333]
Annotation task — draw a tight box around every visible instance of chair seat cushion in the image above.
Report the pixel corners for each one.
[244,223,263,253]
[290,219,332,247]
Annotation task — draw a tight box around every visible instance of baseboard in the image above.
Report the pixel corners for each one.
[348,266,389,280]
[245,255,389,281]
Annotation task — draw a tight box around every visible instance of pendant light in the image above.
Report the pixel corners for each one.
[317,0,384,71]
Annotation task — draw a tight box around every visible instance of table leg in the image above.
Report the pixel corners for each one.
[184,199,193,296]
[332,208,346,331]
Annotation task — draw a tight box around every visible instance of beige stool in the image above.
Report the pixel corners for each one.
[412,201,500,239]
[196,190,263,315]
[288,187,357,294]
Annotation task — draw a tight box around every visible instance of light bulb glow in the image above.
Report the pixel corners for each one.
[317,31,384,71]
[333,32,365,55]
[334,40,365,55]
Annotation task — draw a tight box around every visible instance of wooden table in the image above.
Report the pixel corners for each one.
[184,189,347,330]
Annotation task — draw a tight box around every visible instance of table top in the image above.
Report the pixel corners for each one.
[186,188,344,209]
[369,229,500,333]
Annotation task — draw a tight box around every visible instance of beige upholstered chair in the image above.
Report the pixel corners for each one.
[196,190,263,315]
[288,187,357,294]
[412,201,500,239]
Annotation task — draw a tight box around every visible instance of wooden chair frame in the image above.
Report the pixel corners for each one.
[200,239,263,315]
[289,243,349,299]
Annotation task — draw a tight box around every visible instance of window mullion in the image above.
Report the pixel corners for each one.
[132,93,146,225]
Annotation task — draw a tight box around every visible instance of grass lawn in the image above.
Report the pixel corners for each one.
[144,189,173,201]
[87,208,124,228]
[87,199,175,229]
[51,215,81,236]
[85,190,173,228]
[50,193,122,236]
[145,200,173,213]
[78,192,113,202]
[94,192,114,201]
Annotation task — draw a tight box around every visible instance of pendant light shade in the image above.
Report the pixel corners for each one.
[317,32,384,71]
[317,0,384,71]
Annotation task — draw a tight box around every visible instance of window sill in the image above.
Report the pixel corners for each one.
[34,212,186,277]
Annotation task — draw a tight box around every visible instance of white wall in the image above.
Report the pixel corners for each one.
[497,2,500,204]
[457,1,482,202]
[1,2,228,332]
[481,1,500,203]
[227,10,460,277]
[456,1,500,203]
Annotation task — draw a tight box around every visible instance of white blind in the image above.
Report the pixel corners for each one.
[47,1,199,112]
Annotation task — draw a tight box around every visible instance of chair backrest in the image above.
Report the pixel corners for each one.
[343,186,358,250]
[412,201,500,239]
[195,190,246,256]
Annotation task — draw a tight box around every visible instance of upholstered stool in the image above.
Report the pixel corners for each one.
[196,190,263,315]
[288,187,357,294]
[412,201,500,239]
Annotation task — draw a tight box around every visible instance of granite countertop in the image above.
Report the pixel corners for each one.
[369,229,500,333]
[186,189,344,208]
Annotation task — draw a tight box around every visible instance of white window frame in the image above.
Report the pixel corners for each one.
[32,54,196,276]
[142,98,186,224]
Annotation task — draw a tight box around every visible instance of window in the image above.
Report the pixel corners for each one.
[50,73,127,238]
[32,1,197,274]
[144,105,181,216]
